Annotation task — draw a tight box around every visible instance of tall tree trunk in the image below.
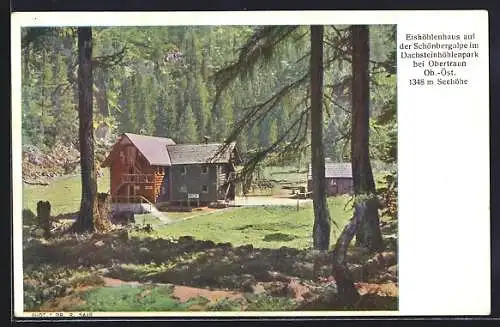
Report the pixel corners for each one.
[310,25,331,251]
[74,27,96,232]
[350,25,383,252]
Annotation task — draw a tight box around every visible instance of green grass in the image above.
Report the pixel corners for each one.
[133,196,353,250]
[22,168,110,216]
[22,164,388,217]
[75,284,205,312]
[262,166,308,184]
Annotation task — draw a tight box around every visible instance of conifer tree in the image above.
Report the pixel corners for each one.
[54,52,77,145]
[180,103,197,143]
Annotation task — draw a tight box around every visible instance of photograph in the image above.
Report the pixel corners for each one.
[18,21,399,314]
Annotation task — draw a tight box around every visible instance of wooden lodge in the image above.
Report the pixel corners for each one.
[307,162,354,196]
[101,133,241,208]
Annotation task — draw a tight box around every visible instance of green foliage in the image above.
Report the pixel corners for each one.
[245,294,297,311]
[206,298,242,311]
[21,25,396,166]
[75,285,202,312]
[180,103,198,143]
[22,168,110,216]
[377,172,398,219]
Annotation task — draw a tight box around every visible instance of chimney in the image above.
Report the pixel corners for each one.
[203,136,210,144]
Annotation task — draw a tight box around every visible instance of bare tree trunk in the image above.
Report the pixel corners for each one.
[74,27,96,233]
[310,25,331,251]
[350,25,383,252]
[330,200,367,307]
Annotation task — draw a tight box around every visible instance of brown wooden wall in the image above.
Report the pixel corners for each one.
[109,141,165,204]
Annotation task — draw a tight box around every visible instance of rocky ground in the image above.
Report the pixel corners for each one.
[23,219,398,312]
[22,139,113,185]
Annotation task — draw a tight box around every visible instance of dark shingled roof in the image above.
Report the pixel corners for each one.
[123,133,176,166]
[308,162,352,179]
[166,142,237,165]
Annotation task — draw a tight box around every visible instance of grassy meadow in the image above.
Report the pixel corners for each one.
[21,165,397,312]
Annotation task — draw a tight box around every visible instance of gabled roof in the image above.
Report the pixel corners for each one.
[102,133,176,167]
[308,162,352,179]
[166,142,237,165]
[102,134,238,167]
[125,133,176,166]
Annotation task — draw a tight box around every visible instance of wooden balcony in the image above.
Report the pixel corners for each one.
[121,174,155,184]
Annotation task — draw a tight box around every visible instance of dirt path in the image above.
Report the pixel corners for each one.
[146,205,173,225]
[101,276,245,303]
[171,285,245,303]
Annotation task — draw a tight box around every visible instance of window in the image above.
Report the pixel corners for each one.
[179,185,187,193]
[201,185,208,193]
[181,166,187,175]
[201,165,209,174]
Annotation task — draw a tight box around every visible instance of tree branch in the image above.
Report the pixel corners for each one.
[92,46,128,68]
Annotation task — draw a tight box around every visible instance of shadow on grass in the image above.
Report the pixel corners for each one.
[263,233,298,242]
[24,228,398,311]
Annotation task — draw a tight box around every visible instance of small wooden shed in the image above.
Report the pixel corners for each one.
[307,162,353,196]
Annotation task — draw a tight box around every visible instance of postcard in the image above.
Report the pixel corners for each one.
[11,10,490,318]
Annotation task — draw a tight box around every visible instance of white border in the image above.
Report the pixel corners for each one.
[11,10,490,317]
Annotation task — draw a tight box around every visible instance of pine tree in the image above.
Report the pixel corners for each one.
[154,93,170,137]
[350,25,384,252]
[134,73,147,132]
[54,52,77,145]
[268,117,278,145]
[142,75,156,135]
[119,77,138,133]
[74,26,97,233]
[39,49,56,147]
[193,75,210,138]
[180,103,197,143]
[309,25,331,251]
[220,92,234,137]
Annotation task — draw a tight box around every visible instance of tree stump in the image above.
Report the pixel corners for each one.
[36,201,52,239]
[93,193,113,233]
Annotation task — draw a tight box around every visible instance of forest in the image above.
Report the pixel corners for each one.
[21,25,398,312]
[21,25,396,165]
